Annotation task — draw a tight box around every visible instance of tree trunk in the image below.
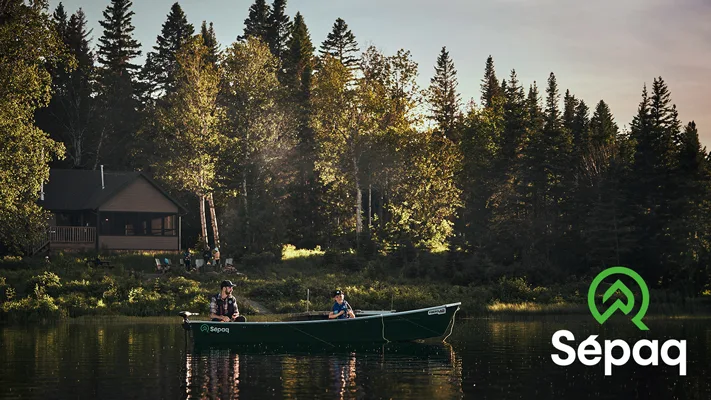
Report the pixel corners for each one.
[368,183,372,228]
[352,155,362,234]
[207,192,220,249]
[242,170,249,248]
[199,194,208,247]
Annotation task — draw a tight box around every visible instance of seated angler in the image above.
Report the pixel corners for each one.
[209,280,246,322]
[328,290,355,319]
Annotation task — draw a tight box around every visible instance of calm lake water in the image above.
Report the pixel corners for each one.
[0,315,709,399]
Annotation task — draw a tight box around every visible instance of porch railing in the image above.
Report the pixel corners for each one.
[49,226,96,243]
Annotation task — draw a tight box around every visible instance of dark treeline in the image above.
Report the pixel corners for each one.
[2,0,710,295]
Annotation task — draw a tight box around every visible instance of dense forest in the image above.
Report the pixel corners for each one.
[2,0,710,295]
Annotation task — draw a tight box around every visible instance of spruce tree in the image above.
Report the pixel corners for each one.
[95,0,142,169]
[200,21,220,65]
[669,121,710,293]
[562,89,578,135]
[481,55,502,109]
[142,2,194,98]
[319,18,360,69]
[589,100,617,147]
[571,99,590,159]
[267,0,291,61]
[48,8,95,169]
[52,2,68,42]
[427,46,461,140]
[629,78,683,285]
[240,0,270,43]
[285,12,314,123]
[97,0,141,75]
[501,69,527,164]
[284,12,320,248]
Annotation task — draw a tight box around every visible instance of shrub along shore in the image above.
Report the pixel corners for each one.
[1,247,709,323]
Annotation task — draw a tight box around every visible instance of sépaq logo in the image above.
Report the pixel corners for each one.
[551,266,686,376]
[200,324,230,334]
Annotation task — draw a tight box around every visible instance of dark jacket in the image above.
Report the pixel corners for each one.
[210,293,238,317]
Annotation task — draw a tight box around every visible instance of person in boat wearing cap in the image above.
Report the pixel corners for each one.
[328,290,355,319]
[210,280,245,322]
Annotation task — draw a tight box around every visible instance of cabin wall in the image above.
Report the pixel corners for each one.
[99,236,179,251]
[100,178,178,213]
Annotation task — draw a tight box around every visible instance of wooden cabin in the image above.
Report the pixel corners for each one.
[32,168,187,254]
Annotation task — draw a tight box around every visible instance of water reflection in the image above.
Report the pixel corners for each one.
[1,317,709,399]
[180,342,462,399]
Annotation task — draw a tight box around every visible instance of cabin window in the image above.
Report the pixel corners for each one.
[100,212,177,236]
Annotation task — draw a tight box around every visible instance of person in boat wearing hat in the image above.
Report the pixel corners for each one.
[210,280,246,322]
[328,290,355,319]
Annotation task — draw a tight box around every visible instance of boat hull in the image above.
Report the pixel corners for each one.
[183,302,461,345]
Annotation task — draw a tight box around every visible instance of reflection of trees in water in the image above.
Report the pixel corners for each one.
[180,342,463,399]
[183,348,240,399]
[329,352,358,399]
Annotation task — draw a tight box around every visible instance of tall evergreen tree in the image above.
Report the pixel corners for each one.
[284,12,320,247]
[481,55,502,109]
[562,89,578,136]
[427,46,461,140]
[97,0,141,75]
[571,99,590,152]
[142,2,194,98]
[266,0,291,61]
[589,100,617,147]
[543,73,573,202]
[52,2,68,41]
[629,77,683,285]
[37,7,96,169]
[668,121,711,293]
[240,0,270,43]
[95,0,142,169]
[319,18,359,69]
[200,21,219,65]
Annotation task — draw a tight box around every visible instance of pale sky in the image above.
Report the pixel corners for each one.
[49,0,711,148]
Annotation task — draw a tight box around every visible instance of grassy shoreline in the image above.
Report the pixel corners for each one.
[1,251,710,323]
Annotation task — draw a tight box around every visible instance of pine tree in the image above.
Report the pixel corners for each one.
[571,99,590,163]
[200,21,220,65]
[668,121,710,293]
[629,78,682,285]
[266,0,291,61]
[97,0,141,75]
[589,100,617,148]
[142,2,194,98]
[519,82,547,260]
[37,7,96,169]
[319,18,360,69]
[481,55,502,109]
[95,0,142,169]
[240,0,270,43]
[501,69,527,164]
[52,2,68,41]
[285,12,314,132]
[562,89,578,136]
[284,12,320,247]
[427,46,461,140]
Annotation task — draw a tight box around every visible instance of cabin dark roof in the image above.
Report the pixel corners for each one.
[40,169,186,213]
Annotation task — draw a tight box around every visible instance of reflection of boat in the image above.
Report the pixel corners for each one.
[189,340,458,358]
[178,302,460,346]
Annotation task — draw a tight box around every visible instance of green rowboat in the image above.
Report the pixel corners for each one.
[179,302,461,346]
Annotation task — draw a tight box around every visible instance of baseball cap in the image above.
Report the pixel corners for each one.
[333,290,343,297]
[221,280,236,288]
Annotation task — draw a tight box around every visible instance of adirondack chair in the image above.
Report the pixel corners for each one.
[155,258,171,273]
[194,259,204,271]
